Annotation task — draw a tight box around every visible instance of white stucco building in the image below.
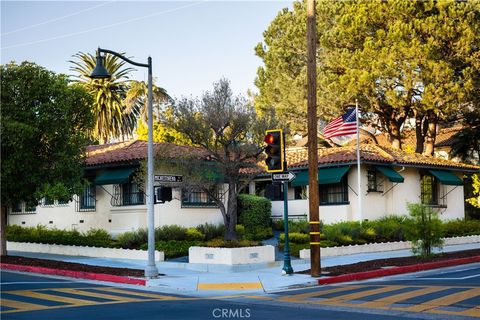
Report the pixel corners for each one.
[7,141,479,234]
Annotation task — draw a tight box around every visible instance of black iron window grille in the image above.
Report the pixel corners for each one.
[319,175,349,205]
[421,175,446,207]
[76,185,96,212]
[10,202,37,215]
[111,182,145,206]
[181,188,219,207]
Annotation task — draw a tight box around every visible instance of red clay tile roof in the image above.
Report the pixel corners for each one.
[85,140,478,174]
[285,144,478,172]
[85,140,209,167]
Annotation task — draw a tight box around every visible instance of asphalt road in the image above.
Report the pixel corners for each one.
[1,263,479,320]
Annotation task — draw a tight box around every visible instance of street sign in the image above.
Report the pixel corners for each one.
[272,172,296,182]
[154,175,183,183]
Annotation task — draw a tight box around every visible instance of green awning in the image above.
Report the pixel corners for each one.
[95,168,136,185]
[291,166,350,187]
[428,169,463,186]
[375,166,404,183]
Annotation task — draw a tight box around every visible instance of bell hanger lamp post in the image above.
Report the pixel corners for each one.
[90,47,158,278]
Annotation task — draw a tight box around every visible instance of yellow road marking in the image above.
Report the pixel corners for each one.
[400,288,480,313]
[359,286,449,309]
[320,285,405,303]
[430,306,480,318]
[96,287,182,300]
[51,288,141,302]
[7,290,98,306]
[0,298,46,312]
[277,285,365,302]
[198,282,262,290]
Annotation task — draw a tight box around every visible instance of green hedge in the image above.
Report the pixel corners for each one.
[6,225,112,247]
[238,194,271,229]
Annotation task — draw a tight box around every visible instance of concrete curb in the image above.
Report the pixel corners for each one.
[0,263,146,286]
[318,255,480,285]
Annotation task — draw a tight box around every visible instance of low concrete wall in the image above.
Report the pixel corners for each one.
[299,235,480,259]
[7,241,164,261]
[189,245,275,265]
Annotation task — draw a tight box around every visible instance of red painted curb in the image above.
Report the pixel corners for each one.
[318,255,480,285]
[0,263,146,286]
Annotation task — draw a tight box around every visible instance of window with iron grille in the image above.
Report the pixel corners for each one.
[367,169,378,192]
[420,174,446,207]
[42,197,54,206]
[77,185,96,212]
[294,186,307,200]
[10,202,37,215]
[319,175,349,205]
[182,187,218,207]
[112,182,145,206]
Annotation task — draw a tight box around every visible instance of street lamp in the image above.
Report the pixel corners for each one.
[91,48,159,278]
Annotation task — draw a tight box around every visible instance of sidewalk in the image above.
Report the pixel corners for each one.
[5,242,479,297]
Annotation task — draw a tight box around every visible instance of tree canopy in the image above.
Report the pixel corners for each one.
[160,79,276,240]
[1,62,94,206]
[255,0,480,153]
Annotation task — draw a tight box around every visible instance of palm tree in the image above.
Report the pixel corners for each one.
[70,52,139,144]
[123,80,172,124]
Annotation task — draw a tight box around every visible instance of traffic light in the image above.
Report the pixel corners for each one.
[264,129,284,173]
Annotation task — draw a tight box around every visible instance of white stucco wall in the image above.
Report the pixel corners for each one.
[8,183,225,235]
[265,166,466,223]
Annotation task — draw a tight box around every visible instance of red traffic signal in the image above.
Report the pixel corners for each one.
[264,129,284,173]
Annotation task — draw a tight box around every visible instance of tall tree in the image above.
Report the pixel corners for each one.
[70,52,138,144]
[1,62,93,255]
[162,79,276,240]
[256,0,479,151]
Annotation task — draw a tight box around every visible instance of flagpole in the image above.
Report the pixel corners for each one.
[355,99,362,223]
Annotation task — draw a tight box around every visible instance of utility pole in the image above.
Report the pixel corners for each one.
[307,0,320,277]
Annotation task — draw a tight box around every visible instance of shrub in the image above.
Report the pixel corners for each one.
[5,225,113,248]
[279,232,309,244]
[405,203,444,258]
[186,228,205,241]
[442,219,480,237]
[203,239,260,248]
[238,194,271,229]
[143,240,201,259]
[366,215,409,242]
[155,225,187,241]
[235,224,245,240]
[196,223,225,241]
[245,226,273,241]
[116,228,147,249]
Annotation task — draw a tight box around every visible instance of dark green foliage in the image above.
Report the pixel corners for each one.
[115,229,148,249]
[203,239,260,248]
[364,216,410,242]
[195,223,225,241]
[155,225,188,241]
[6,225,112,248]
[238,194,272,229]
[151,240,202,259]
[405,203,444,258]
[1,62,94,206]
[442,219,480,238]
[279,232,309,244]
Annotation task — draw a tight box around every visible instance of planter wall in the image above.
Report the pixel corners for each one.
[189,245,275,265]
[7,241,164,261]
[299,235,480,259]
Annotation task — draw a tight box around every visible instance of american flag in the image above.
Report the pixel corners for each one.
[322,108,358,139]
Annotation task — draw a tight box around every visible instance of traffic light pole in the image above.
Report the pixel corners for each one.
[282,135,293,275]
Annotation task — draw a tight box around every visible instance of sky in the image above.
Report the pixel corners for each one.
[1,0,293,98]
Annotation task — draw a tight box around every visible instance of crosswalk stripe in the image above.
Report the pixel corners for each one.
[6,290,97,306]
[397,288,480,312]
[359,286,449,309]
[97,287,182,300]
[0,298,46,311]
[430,306,480,318]
[50,288,141,302]
[277,285,365,302]
[320,285,405,302]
